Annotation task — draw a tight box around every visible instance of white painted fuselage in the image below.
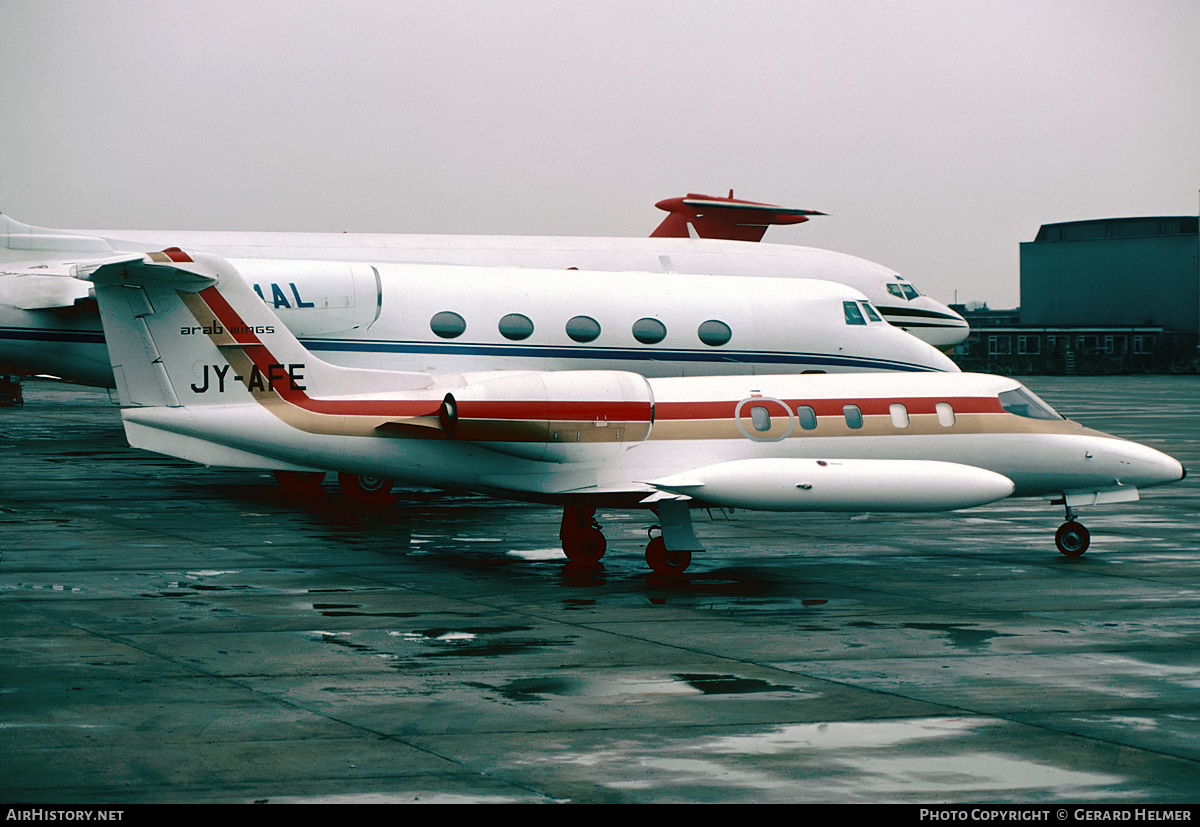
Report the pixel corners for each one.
[78,227,967,344]
[1,214,957,386]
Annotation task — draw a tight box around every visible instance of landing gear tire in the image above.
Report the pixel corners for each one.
[562,527,607,564]
[273,470,325,497]
[645,537,691,575]
[560,507,606,565]
[337,473,396,503]
[1055,521,1090,557]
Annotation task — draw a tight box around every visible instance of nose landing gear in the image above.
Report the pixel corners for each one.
[1053,501,1090,557]
[1055,520,1091,557]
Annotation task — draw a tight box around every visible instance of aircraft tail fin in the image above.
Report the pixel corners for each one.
[650,192,825,242]
[77,248,431,409]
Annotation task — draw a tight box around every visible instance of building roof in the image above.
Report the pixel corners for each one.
[1032,216,1198,243]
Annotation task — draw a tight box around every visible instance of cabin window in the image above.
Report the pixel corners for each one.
[697,319,732,347]
[936,402,956,427]
[998,388,1061,420]
[889,403,910,428]
[843,301,867,325]
[843,404,863,429]
[430,311,466,339]
[565,315,601,343]
[796,405,817,430]
[498,313,534,341]
[860,302,883,322]
[632,317,667,344]
[750,405,771,432]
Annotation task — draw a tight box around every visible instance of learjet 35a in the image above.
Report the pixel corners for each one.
[75,248,1183,573]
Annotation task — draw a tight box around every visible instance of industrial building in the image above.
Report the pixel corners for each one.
[953,215,1200,374]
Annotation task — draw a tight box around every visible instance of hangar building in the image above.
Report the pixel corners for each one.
[954,215,1199,374]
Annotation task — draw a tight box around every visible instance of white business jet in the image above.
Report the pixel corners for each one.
[0,213,957,389]
[0,197,967,389]
[75,248,1184,573]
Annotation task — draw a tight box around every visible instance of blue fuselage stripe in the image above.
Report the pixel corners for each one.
[0,328,942,373]
[300,338,941,372]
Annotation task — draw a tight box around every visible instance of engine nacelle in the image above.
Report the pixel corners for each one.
[230,259,381,335]
[440,370,654,462]
[650,458,1015,512]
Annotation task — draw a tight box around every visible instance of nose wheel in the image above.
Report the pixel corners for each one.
[1055,520,1090,557]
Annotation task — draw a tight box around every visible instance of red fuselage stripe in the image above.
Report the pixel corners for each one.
[195,287,1006,426]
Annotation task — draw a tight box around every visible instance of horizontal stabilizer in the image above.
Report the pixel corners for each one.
[649,458,1015,512]
[651,192,825,242]
[75,250,219,291]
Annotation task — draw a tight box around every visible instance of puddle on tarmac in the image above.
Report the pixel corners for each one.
[519,717,1129,800]
[673,673,800,695]
[471,672,813,704]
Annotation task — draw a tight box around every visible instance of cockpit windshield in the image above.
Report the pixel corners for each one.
[887,278,921,301]
[999,387,1062,420]
[844,301,883,325]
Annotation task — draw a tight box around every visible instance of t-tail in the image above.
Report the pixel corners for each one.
[78,248,432,408]
[76,248,437,468]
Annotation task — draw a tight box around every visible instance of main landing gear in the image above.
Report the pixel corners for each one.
[273,470,325,498]
[1053,500,1090,557]
[559,501,703,575]
[559,506,607,565]
[271,470,397,503]
[337,473,396,504]
[644,535,691,575]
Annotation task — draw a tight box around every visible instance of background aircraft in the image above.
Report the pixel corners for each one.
[77,248,1183,573]
[1,212,959,389]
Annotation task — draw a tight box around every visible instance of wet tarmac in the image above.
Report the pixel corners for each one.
[2,376,1198,804]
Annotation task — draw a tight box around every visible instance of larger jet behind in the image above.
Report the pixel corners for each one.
[0,212,959,389]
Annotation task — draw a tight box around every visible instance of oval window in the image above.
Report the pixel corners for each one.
[430,311,466,339]
[697,319,732,347]
[632,317,667,344]
[565,315,601,343]
[936,402,956,427]
[498,313,534,341]
[750,405,771,432]
[889,403,910,428]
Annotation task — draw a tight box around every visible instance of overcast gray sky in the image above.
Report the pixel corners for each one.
[3,0,1198,307]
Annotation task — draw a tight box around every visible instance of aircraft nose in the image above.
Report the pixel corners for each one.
[1103,440,1186,489]
[915,339,960,373]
